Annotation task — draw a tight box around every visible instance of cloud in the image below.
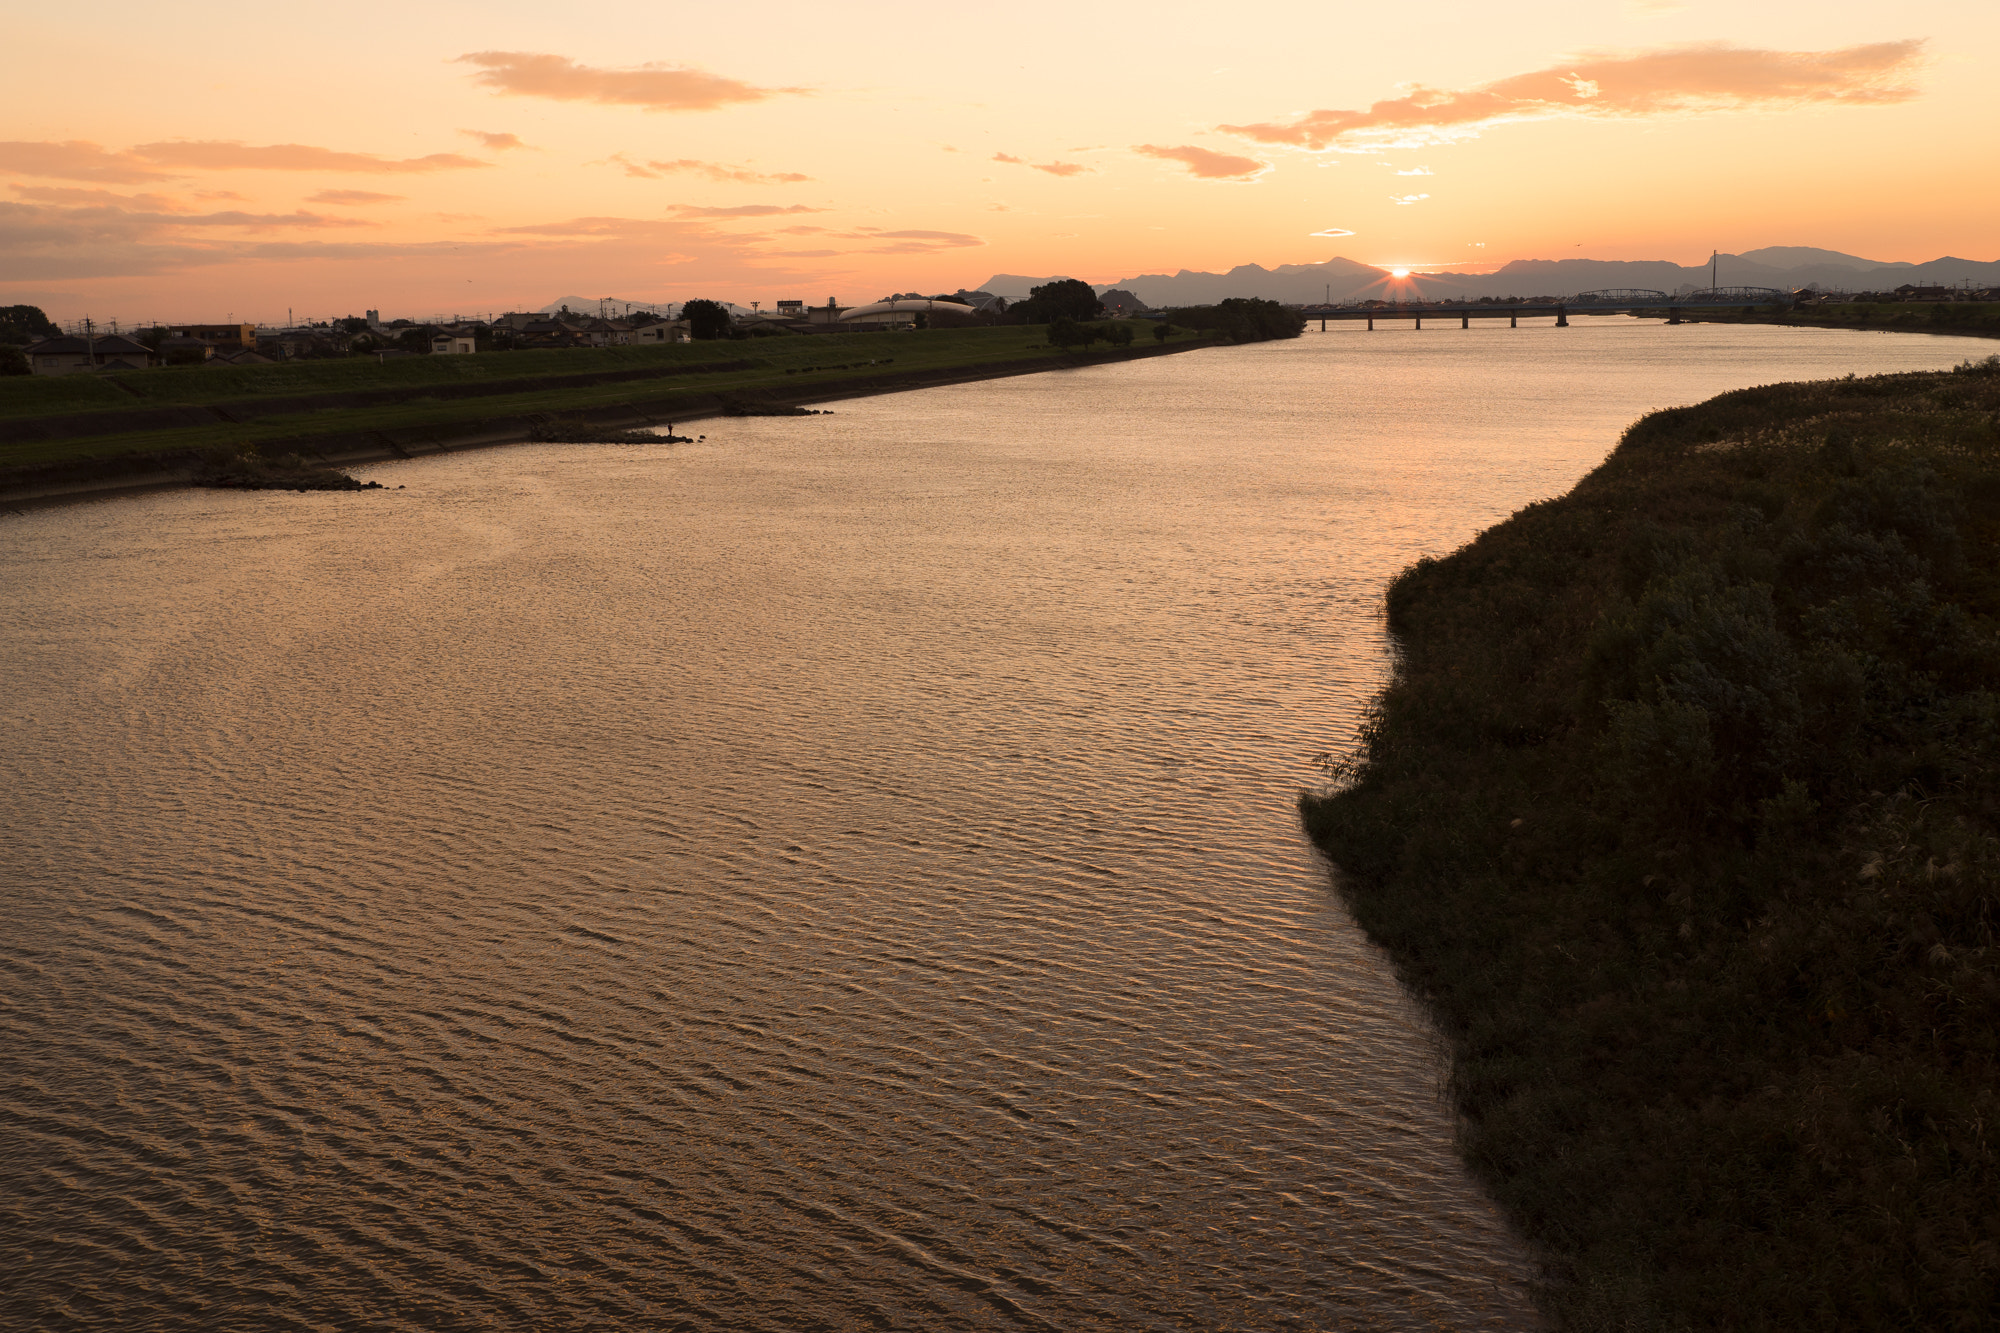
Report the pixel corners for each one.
[130,140,491,173]
[665,203,827,218]
[1131,143,1268,180]
[0,140,178,184]
[456,51,803,112]
[309,189,406,205]
[0,199,388,278]
[1220,40,1926,149]
[1390,193,1431,205]
[1309,226,1356,237]
[602,154,812,184]
[460,129,527,150]
[1393,166,1434,176]
[496,216,653,237]
[12,184,193,212]
[992,152,1091,177]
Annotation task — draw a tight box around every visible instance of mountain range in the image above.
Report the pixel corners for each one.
[979,249,2000,307]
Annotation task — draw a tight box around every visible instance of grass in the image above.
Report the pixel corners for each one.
[1301,356,2000,1330]
[1679,302,2000,339]
[0,321,1185,472]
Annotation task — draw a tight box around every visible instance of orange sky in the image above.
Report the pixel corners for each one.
[5,1,1995,323]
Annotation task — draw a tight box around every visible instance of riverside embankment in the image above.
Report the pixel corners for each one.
[1301,358,2000,1330]
[0,324,1206,504]
[1663,300,2000,341]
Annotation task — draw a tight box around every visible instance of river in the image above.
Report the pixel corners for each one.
[3,320,1992,1331]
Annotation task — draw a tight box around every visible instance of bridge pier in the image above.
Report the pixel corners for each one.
[1366,316,1373,331]
[1461,313,1469,329]
[1555,304,1569,328]
[1510,313,1517,328]
[1667,307,1681,325]
[1415,315,1422,330]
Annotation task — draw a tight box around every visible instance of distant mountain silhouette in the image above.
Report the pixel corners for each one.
[978,252,2000,306]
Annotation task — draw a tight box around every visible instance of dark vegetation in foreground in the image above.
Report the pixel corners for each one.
[1302,358,2000,1330]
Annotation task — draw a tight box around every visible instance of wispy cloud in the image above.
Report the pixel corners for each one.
[846,228,982,253]
[1392,166,1434,176]
[1131,143,1268,180]
[456,52,804,112]
[601,154,811,184]
[308,189,405,205]
[135,140,491,173]
[665,203,827,218]
[992,152,1091,177]
[0,140,178,184]
[1390,193,1431,205]
[1221,40,1926,150]
[1309,226,1356,237]
[12,184,193,211]
[460,129,528,150]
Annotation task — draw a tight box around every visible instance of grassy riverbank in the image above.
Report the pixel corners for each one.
[1672,301,2000,340]
[0,322,1188,480]
[1302,359,2000,1329]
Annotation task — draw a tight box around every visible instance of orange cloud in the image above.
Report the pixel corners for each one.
[460,129,527,150]
[641,157,812,184]
[665,203,827,218]
[309,189,405,205]
[456,52,802,112]
[0,140,177,184]
[12,184,193,211]
[992,152,1091,177]
[1221,40,1926,149]
[1132,143,1268,180]
[131,140,490,172]
[0,199,385,278]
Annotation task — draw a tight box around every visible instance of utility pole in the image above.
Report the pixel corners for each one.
[84,316,96,371]
[1711,250,1718,292]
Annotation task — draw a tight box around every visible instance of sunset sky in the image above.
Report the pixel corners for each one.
[6,0,1996,323]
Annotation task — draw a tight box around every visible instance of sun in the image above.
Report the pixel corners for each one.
[1390,267,1411,278]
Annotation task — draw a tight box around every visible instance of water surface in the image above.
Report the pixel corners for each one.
[4,320,1991,1330]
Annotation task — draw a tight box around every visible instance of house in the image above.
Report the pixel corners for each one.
[22,334,159,375]
[157,335,217,365]
[164,322,256,350]
[632,320,691,344]
[431,331,477,355]
[516,319,592,349]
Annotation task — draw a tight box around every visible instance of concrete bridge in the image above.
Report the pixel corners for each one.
[1299,287,1791,331]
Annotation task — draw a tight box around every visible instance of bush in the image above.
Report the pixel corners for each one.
[1302,367,2000,1330]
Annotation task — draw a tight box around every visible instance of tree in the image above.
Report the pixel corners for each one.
[1018,279,1101,324]
[0,345,28,376]
[396,328,433,355]
[1153,322,1173,343]
[0,304,58,345]
[1047,316,1097,351]
[1159,298,1305,343]
[682,299,732,340]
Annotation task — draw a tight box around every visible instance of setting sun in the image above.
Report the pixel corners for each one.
[1390,268,1412,278]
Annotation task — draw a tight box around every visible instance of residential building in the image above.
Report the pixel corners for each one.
[22,334,159,375]
[165,323,256,350]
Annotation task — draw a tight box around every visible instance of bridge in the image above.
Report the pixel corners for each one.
[1298,287,1793,331]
